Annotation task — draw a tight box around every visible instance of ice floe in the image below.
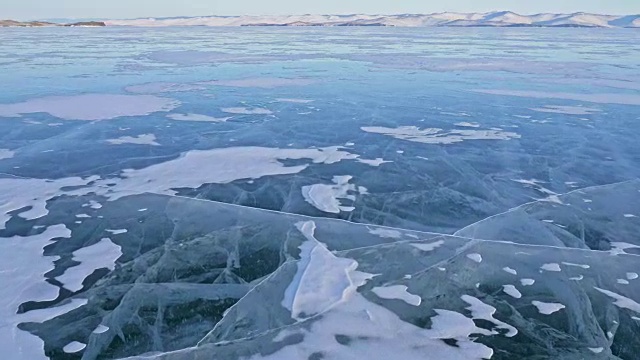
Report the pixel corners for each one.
[466,253,483,263]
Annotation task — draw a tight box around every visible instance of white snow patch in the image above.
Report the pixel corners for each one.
[92,324,109,334]
[617,279,630,285]
[502,285,522,299]
[203,78,316,88]
[221,107,273,115]
[276,98,314,103]
[461,295,517,337]
[361,125,520,144]
[624,214,637,218]
[0,94,179,120]
[124,82,207,94]
[588,347,604,354]
[88,200,102,209]
[627,272,638,280]
[106,133,160,146]
[282,221,373,320]
[610,242,640,256]
[63,341,86,354]
[302,175,363,214]
[372,285,422,306]
[56,238,122,292]
[541,263,561,272]
[561,262,590,269]
[454,122,480,128]
[368,228,402,239]
[520,278,535,286]
[167,113,231,122]
[0,225,89,360]
[0,149,14,160]
[356,157,391,166]
[105,229,127,235]
[530,105,601,115]
[531,301,565,315]
[466,253,482,263]
[472,89,640,106]
[411,240,445,252]
[594,287,640,313]
[503,267,517,275]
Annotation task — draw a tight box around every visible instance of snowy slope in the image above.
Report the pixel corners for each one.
[105,12,640,27]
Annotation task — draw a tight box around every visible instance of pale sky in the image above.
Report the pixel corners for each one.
[4,0,640,20]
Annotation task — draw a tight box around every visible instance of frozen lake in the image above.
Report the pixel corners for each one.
[0,27,639,359]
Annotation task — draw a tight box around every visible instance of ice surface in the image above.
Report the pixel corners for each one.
[2,27,640,360]
[0,94,179,120]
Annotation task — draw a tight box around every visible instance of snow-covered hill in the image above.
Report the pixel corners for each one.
[105,12,640,27]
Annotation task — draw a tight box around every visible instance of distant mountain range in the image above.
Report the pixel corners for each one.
[0,20,105,27]
[104,12,640,28]
[2,12,639,28]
